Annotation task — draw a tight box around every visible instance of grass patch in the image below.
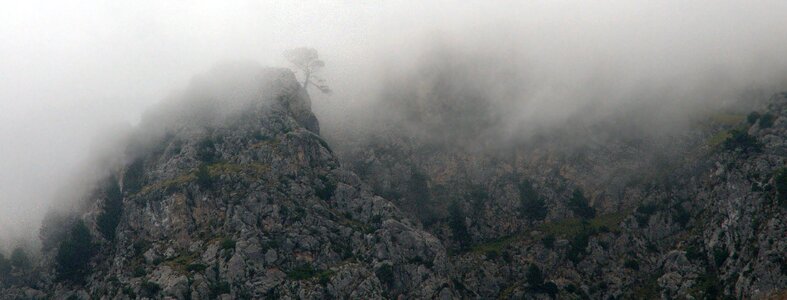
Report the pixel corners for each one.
[540,212,629,238]
[317,270,335,286]
[287,264,317,280]
[208,162,270,176]
[540,212,629,263]
[164,253,200,273]
[136,162,271,195]
[629,275,660,299]
[709,113,745,126]
[138,173,196,195]
[706,130,732,148]
[220,238,236,250]
[460,212,629,257]
[468,235,522,255]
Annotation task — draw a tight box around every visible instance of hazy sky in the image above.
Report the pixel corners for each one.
[2,1,787,246]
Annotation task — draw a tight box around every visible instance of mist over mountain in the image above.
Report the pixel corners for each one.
[1,1,787,299]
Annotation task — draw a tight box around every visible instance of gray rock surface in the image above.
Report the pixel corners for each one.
[1,64,785,299]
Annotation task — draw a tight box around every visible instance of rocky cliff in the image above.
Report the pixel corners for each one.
[336,92,787,299]
[1,63,785,299]
[1,63,455,299]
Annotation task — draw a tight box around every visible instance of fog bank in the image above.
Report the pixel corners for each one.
[2,1,787,248]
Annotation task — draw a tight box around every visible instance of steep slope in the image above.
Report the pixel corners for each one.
[6,63,455,299]
[2,62,785,299]
[336,91,787,299]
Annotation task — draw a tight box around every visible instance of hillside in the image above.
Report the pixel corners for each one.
[0,64,785,299]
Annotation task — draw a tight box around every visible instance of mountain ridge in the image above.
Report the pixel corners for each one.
[1,64,785,299]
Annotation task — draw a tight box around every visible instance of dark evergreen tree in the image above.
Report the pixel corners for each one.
[448,201,470,249]
[10,247,31,270]
[97,177,123,241]
[568,189,596,219]
[526,264,544,287]
[519,180,547,220]
[55,220,94,284]
[0,252,11,279]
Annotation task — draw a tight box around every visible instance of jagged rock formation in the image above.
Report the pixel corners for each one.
[336,92,787,299]
[2,63,454,299]
[1,63,786,300]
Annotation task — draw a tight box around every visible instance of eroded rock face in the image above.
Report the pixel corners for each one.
[336,94,787,299]
[6,63,454,299]
[2,63,785,300]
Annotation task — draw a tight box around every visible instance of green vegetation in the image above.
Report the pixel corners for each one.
[315,175,337,200]
[97,177,123,241]
[140,281,161,297]
[0,252,11,278]
[519,180,547,220]
[747,111,761,125]
[709,113,745,126]
[220,238,236,250]
[375,263,395,287]
[287,264,316,280]
[308,132,334,152]
[123,159,145,193]
[318,270,333,286]
[196,164,214,189]
[135,161,270,195]
[10,247,31,270]
[284,47,332,94]
[540,212,628,238]
[672,204,691,227]
[55,220,95,284]
[196,137,217,163]
[133,266,146,277]
[777,257,787,276]
[283,263,334,286]
[526,264,544,286]
[713,247,728,268]
[539,212,628,264]
[692,273,721,299]
[566,226,593,264]
[624,259,640,271]
[210,281,231,297]
[406,169,438,226]
[122,286,137,298]
[706,130,732,148]
[448,201,470,250]
[138,173,195,195]
[629,276,660,299]
[685,244,704,261]
[635,203,659,227]
[541,234,555,249]
[525,264,558,296]
[164,253,202,273]
[468,235,519,255]
[759,113,775,128]
[567,189,595,219]
[467,185,488,212]
[723,129,761,153]
[774,168,787,207]
[133,240,150,257]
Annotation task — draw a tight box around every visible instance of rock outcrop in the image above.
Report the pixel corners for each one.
[3,63,454,299]
[1,63,785,299]
[337,92,787,299]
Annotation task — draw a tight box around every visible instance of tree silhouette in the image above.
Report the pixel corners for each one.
[56,220,94,284]
[284,47,331,94]
[10,247,31,270]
